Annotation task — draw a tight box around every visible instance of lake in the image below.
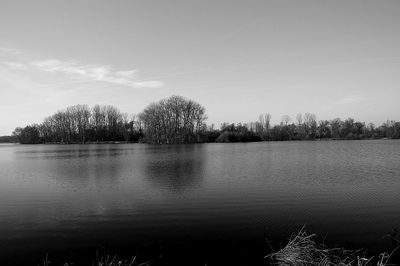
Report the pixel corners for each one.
[1,140,400,265]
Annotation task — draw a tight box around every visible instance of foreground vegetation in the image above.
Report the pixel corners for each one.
[37,228,399,266]
[40,254,153,266]
[10,95,400,144]
[267,228,399,266]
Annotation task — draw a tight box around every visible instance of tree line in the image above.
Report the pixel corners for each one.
[215,114,400,142]
[0,135,18,143]
[12,104,143,144]
[9,95,400,144]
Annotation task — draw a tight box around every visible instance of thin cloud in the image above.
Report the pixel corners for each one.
[30,59,163,88]
[0,46,21,56]
[1,54,163,89]
[2,61,27,70]
[335,95,364,105]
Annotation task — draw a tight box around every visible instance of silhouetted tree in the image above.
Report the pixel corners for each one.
[139,95,207,144]
[13,125,41,144]
[12,96,400,144]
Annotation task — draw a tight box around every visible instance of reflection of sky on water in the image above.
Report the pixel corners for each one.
[143,145,206,192]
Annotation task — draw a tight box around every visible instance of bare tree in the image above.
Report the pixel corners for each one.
[304,113,317,139]
[281,115,291,126]
[139,95,207,144]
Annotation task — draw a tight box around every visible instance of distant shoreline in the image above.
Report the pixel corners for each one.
[10,96,400,145]
[1,137,397,145]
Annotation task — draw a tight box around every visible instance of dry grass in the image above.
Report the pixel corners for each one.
[39,253,153,266]
[39,228,399,266]
[94,255,151,266]
[266,227,399,266]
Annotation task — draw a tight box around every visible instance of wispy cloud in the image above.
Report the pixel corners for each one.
[2,61,27,70]
[1,56,163,89]
[335,95,364,105]
[30,59,163,88]
[0,46,21,56]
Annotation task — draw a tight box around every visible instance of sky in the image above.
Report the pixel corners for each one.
[1,0,400,135]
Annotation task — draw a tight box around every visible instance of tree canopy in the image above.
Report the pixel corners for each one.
[139,95,207,144]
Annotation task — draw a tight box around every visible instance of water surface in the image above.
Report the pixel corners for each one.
[1,141,400,265]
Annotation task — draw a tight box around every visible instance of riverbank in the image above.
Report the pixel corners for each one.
[1,136,398,145]
[37,229,399,266]
[267,228,399,266]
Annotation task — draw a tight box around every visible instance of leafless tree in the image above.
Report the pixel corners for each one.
[139,95,207,144]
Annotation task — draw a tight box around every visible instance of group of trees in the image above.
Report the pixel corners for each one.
[13,104,143,144]
[11,95,207,145]
[10,95,400,144]
[0,135,18,143]
[216,114,400,142]
[139,95,207,144]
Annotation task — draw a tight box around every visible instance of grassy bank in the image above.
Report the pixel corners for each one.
[267,228,399,266]
[38,228,399,266]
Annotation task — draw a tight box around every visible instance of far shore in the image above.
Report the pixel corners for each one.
[1,136,397,145]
